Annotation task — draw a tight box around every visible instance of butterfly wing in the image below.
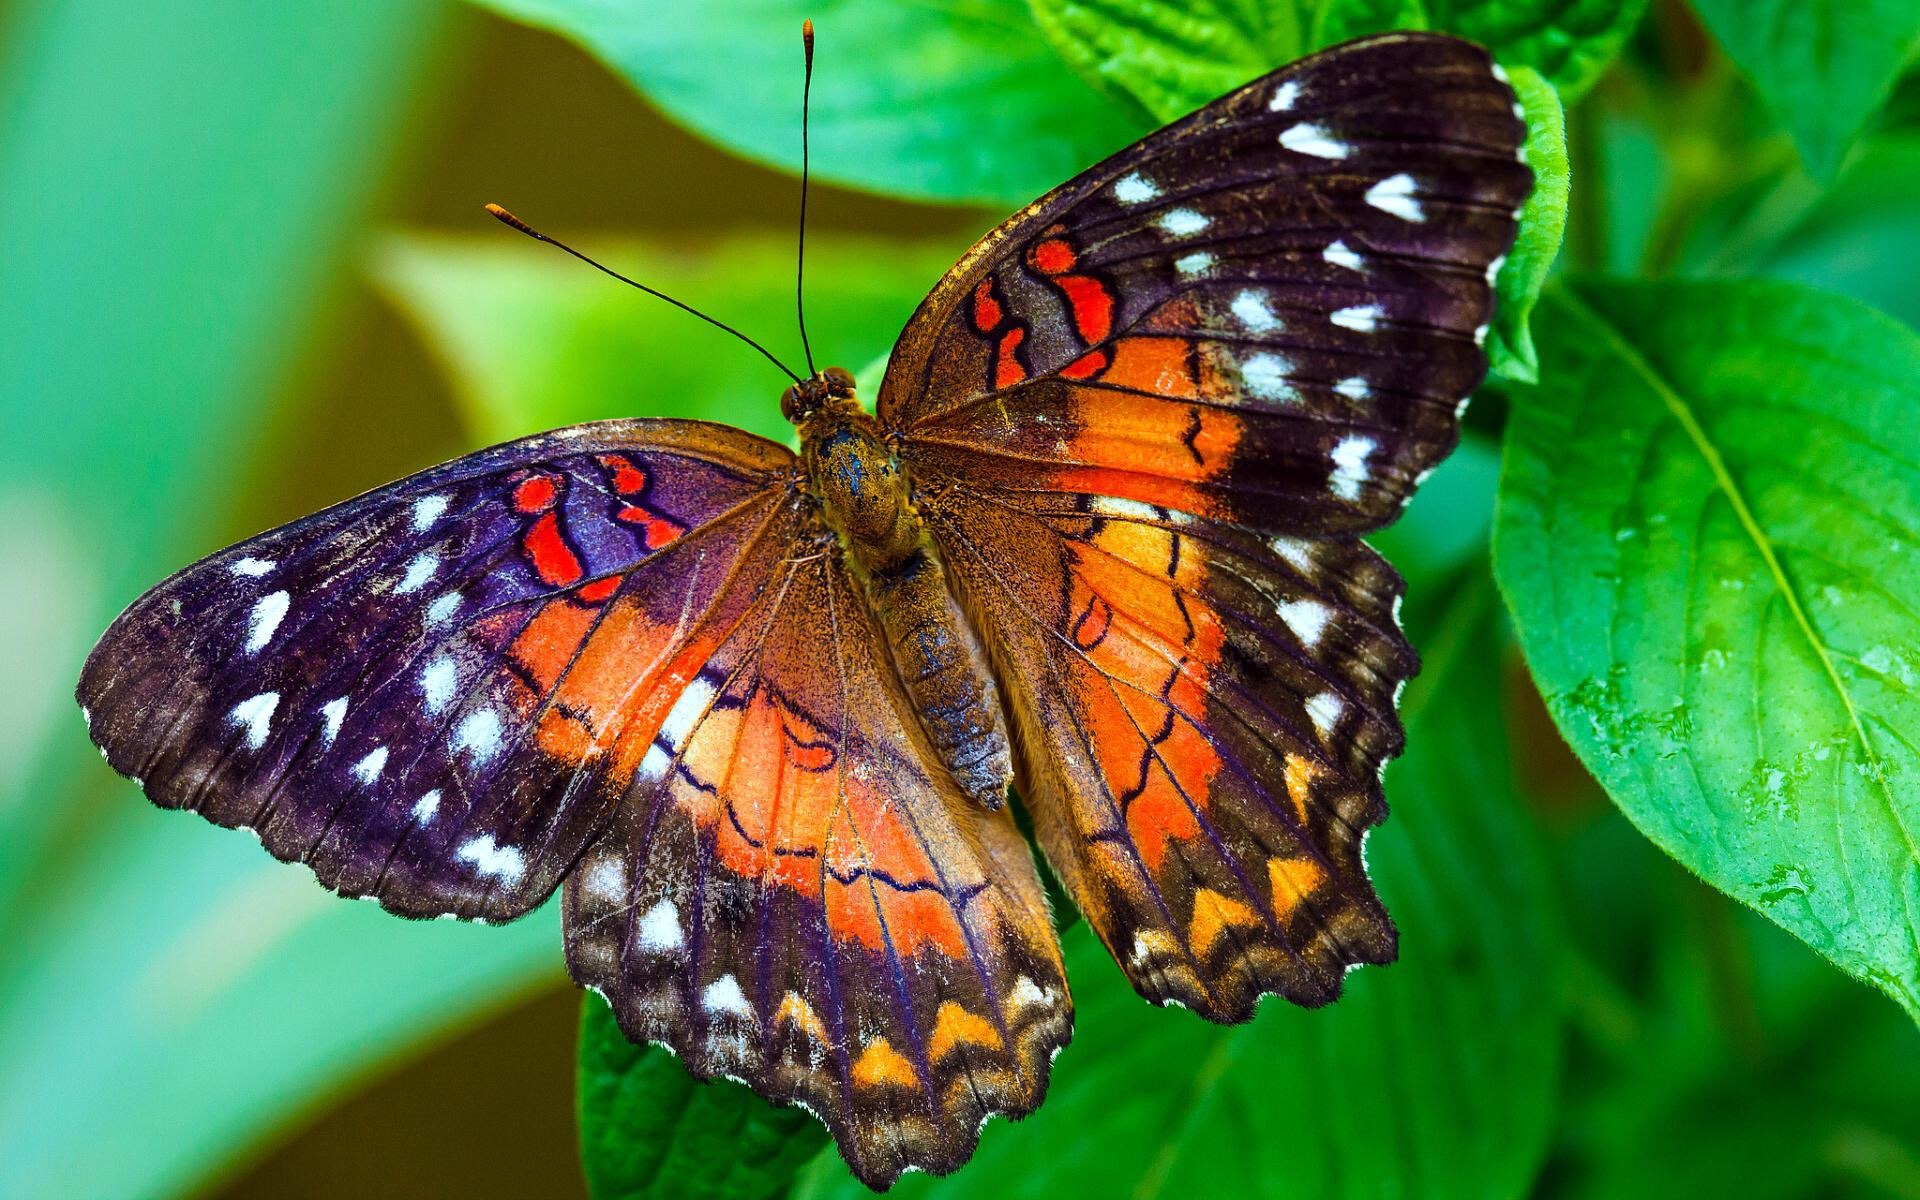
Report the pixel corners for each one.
[563,542,1069,1189]
[883,32,1528,535]
[883,34,1529,1018]
[78,419,798,922]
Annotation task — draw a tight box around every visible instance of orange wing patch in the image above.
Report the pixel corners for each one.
[562,551,1071,1190]
[926,491,1403,1021]
[1064,517,1227,874]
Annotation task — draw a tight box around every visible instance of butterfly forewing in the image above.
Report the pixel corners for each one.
[885,33,1530,537]
[885,34,1530,1017]
[78,419,794,920]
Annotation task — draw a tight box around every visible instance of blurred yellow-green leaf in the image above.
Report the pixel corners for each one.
[465,0,1142,207]
[373,231,966,445]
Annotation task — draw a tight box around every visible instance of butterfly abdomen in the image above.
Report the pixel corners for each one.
[801,392,1013,810]
[866,547,1014,810]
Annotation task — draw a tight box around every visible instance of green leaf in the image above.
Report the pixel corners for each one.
[0,6,580,1200]
[1415,0,1648,101]
[1029,0,1644,117]
[1488,67,1568,384]
[464,0,1141,207]
[1310,0,1432,49]
[1495,277,1920,1023]
[1025,0,1308,123]
[578,994,828,1200]
[1691,0,1920,180]
[1709,134,1920,333]
[796,571,1562,1199]
[372,232,963,445]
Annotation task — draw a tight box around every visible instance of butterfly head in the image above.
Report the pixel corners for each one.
[780,365,858,426]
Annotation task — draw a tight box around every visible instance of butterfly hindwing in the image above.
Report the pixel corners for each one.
[563,539,1069,1188]
[931,487,1410,1017]
[886,34,1530,1017]
[885,33,1530,537]
[78,419,794,921]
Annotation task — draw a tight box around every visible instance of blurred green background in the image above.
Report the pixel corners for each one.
[2,1,1917,1198]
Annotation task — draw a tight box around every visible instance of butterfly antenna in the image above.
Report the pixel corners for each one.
[484,204,802,385]
[795,19,818,378]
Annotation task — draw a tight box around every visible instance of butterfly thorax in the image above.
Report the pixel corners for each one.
[786,369,1014,810]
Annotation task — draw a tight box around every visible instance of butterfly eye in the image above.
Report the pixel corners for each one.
[780,384,812,424]
[823,365,856,395]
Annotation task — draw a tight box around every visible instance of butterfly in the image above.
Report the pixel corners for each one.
[78,30,1529,1189]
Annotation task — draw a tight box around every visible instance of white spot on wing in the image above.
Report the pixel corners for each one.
[426,592,463,627]
[1114,171,1160,203]
[413,790,441,823]
[639,743,672,782]
[1331,304,1384,332]
[1366,173,1424,222]
[1278,598,1333,648]
[1090,496,1160,522]
[421,656,456,715]
[582,855,625,901]
[1241,353,1298,402]
[1330,435,1376,501]
[352,745,388,783]
[702,974,754,1020]
[244,591,289,654]
[1231,289,1281,332]
[1011,976,1054,1010]
[231,557,274,577]
[411,494,450,531]
[1175,251,1214,276]
[1485,253,1507,285]
[453,708,505,765]
[636,898,684,953]
[1305,691,1345,735]
[228,692,280,750]
[456,834,525,885]
[318,696,348,748]
[1335,377,1371,401]
[660,677,717,751]
[1269,80,1299,111]
[1323,240,1364,272]
[1270,536,1314,573]
[1159,207,1210,236]
[1279,122,1348,159]
[396,552,439,595]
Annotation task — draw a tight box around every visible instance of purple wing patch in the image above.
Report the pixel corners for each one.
[78,419,794,921]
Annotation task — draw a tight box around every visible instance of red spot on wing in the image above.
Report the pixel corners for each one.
[1031,238,1076,275]
[994,327,1028,389]
[596,454,648,495]
[1061,348,1108,380]
[523,511,584,586]
[577,574,623,603]
[1056,275,1114,344]
[513,474,559,513]
[617,504,684,550]
[972,279,1003,333]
